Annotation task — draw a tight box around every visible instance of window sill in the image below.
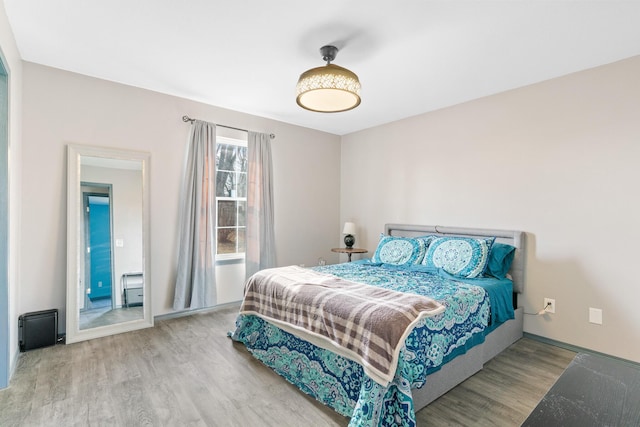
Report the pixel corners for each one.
[215,257,245,266]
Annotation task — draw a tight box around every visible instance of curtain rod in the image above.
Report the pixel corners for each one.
[182,115,275,139]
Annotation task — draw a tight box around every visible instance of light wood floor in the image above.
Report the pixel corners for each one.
[0,305,575,426]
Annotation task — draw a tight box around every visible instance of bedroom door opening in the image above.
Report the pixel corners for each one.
[81,185,115,321]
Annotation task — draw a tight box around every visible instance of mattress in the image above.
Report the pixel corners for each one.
[231,261,514,426]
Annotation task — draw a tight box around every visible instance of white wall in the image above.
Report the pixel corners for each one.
[0,0,23,383]
[341,56,640,363]
[20,62,341,331]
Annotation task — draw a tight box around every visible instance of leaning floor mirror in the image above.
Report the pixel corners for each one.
[66,144,152,344]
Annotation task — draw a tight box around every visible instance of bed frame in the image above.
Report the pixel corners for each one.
[384,224,526,410]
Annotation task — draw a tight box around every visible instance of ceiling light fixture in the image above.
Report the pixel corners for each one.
[296,45,361,113]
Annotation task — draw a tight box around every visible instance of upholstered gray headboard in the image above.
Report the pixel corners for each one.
[384,224,526,294]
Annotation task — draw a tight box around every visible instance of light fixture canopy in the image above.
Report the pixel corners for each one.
[296,45,361,113]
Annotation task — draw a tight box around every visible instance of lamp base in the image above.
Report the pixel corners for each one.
[344,234,355,248]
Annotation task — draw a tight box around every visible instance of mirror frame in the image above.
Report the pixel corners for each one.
[66,143,152,344]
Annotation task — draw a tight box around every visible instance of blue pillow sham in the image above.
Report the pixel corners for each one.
[422,236,495,278]
[485,242,516,279]
[371,234,430,266]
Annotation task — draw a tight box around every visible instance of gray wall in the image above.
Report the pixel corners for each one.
[340,55,640,363]
[20,62,342,330]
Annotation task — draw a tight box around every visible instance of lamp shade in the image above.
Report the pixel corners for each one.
[296,64,361,113]
[342,222,356,236]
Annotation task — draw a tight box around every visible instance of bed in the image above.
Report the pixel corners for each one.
[230,224,525,426]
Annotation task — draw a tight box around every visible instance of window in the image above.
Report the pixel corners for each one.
[215,136,247,258]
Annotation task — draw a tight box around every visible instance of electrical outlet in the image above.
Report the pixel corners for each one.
[544,298,556,314]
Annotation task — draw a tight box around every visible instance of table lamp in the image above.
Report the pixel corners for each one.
[343,222,356,248]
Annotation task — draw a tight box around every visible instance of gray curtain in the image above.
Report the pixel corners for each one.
[246,131,276,279]
[173,120,217,310]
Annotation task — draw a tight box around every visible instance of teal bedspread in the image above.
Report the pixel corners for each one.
[230,262,513,426]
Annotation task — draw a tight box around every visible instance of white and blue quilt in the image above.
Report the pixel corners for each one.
[230,261,514,427]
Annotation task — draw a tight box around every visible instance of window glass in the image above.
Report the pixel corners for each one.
[216,137,247,258]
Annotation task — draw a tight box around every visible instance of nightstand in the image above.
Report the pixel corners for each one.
[331,247,368,262]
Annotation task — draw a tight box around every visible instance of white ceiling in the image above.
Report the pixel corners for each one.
[4,1,640,135]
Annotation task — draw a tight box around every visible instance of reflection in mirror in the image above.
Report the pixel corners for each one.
[67,144,152,344]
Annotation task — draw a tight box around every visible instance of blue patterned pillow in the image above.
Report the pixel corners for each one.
[422,236,495,278]
[371,235,428,266]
